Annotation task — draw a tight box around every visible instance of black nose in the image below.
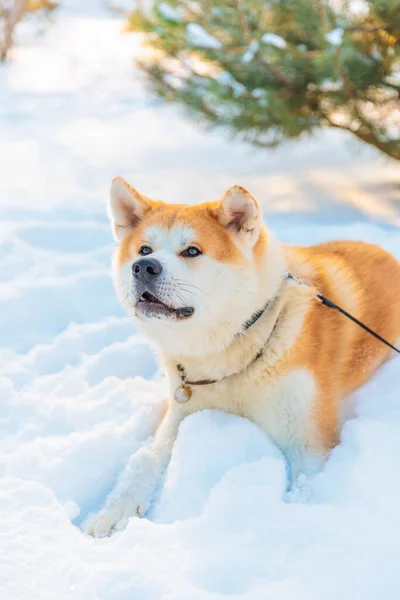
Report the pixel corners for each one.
[132,258,163,278]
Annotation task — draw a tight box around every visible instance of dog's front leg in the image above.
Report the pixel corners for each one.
[83,404,183,537]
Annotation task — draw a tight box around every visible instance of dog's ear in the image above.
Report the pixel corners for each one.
[109,177,152,241]
[218,185,261,246]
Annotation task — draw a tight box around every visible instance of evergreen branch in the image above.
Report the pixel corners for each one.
[334,44,354,99]
[257,58,294,89]
[316,0,329,33]
[326,117,400,161]
[230,0,294,89]
[347,24,393,33]
[133,0,400,161]
[233,0,252,43]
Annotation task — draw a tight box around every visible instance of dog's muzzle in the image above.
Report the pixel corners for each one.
[132,258,194,320]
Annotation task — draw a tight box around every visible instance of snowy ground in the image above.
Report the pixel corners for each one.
[2,2,400,599]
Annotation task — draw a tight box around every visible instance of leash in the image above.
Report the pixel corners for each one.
[285,272,400,354]
[174,271,400,403]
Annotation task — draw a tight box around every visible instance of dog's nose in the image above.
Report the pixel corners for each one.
[132,258,163,278]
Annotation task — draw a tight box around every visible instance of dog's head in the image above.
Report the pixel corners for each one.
[109,177,284,357]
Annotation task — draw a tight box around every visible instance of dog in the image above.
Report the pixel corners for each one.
[83,177,400,537]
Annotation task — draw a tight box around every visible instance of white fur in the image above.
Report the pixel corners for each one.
[85,187,320,538]
[144,223,197,250]
[83,407,183,537]
[115,223,286,358]
[84,365,318,537]
[86,278,316,537]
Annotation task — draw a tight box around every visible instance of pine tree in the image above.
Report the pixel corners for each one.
[128,0,400,161]
[0,0,58,62]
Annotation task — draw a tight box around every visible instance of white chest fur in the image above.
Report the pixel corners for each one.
[169,366,316,451]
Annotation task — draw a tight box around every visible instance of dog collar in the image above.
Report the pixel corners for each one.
[242,300,271,332]
[174,342,266,403]
[174,282,286,404]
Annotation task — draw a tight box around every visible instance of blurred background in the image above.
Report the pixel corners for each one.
[0,0,399,227]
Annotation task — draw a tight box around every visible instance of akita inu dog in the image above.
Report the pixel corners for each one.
[84,177,400,537]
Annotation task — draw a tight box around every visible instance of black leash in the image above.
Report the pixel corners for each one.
[315,292,400,354]
[285,272,400,355]
[175,271,400,402]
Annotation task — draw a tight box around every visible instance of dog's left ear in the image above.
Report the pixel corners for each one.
[218,185,261,246]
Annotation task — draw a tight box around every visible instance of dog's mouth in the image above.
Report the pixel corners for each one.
[137,290,194,320]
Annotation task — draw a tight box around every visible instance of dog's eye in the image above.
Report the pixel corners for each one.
[181,246,202,258]
[139,246,153,256]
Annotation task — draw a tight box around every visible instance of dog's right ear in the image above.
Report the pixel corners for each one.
[218,185,261,248]
[109,177,152,241]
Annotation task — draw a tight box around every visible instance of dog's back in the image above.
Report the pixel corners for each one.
[284,240,400,448]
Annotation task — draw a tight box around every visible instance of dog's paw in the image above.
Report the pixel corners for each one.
[82,503,144,538]
[82,512,116,538]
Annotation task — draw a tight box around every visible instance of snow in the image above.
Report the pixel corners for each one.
[329,0,369,15]
[386,70,400,86]
[186,23,222,49]
[242,40,259,64]
[158,3,181,22]
[348,0,370,15]
[2,2,400,599]
[217,70,246,97]
[251,88,264,98]
[325,27,344,46]
[261,32,287,49]
[319,79,342,92]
